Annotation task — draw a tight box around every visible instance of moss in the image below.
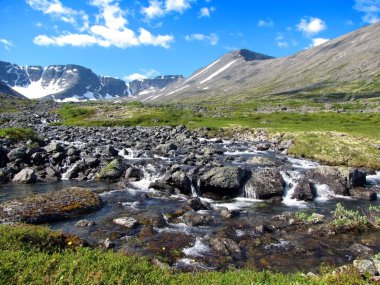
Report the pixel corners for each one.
[0,127,39,142]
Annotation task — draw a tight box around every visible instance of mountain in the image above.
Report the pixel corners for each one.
[129,75,184,97]
[0,61,183,101]
[0,81,26,99]
[140,22,380,103]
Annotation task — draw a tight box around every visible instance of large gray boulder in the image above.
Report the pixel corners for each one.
[7,147,26,162]
[244,169,285,199]
[306,167,349,196]
[199,166,250,199]
[291,177,315,201]
[97,159,124,181]
[349,169,366,188]
[12,168,37,184]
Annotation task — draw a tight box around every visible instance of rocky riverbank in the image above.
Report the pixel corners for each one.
[1,102,380,274]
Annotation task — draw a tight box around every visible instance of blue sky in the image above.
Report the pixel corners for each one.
[0,0,379,81]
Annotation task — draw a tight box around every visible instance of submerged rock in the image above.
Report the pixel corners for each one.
[0,187,102,224]
[350,187,377,201]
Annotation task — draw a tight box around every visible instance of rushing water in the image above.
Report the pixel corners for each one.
[1,138,380,273]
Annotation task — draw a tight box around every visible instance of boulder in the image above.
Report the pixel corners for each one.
[75,219,96,227]
[244,169,285,199]
[97,159,124,181]
[291,177,315,201]
[156,143,177,153]
[0,187,102,223]
[349,169,366,188]
[209,237,241,259]
[44,142,64,153]
[349,187,377,201]
[353,259,378,276]
[113,217,139,228]
[256,142,271,151]
[181,212,213,227]
[12,168,37,184]
[306,167,348,196]
[200,166,250,199]
[125,167,144,181]
[7,147,27,162]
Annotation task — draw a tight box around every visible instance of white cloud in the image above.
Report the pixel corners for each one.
[346,19,355,25]
[199,7,215,18]
[258,19,274,28]
[297,17,326,36]
[141,0,193,20]
[141,0,165,19]
[277,42,288,48]
[31,0,174,49]
[0,39,14,51]
[124,69,160,81]
[309,37,329,48]
[185,33,218,45]
[354,0,380,23]
[26,0,89,31]
[165,0,191,13]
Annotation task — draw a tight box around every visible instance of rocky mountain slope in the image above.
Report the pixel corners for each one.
[140,22,380,103]
[0,81,26,99]
[0,61,182,101]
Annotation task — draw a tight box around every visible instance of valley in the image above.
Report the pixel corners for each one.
[0,19,380,285]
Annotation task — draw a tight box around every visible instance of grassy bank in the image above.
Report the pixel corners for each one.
[0,224,371,285]
[55,101,380,169]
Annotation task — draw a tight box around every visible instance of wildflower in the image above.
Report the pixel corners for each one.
[68,241,73,246]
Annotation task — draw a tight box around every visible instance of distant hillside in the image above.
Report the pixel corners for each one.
[139,22,380,103]
[0,61,183,101]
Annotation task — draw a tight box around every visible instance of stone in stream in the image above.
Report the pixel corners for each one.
[349,187,377,201]
[124,167,144,181]
[0,187,102,224]
[306,166,349,196]
[113,217,139,228]
[75,219,96,227]
[12,167,37,184]
[244,169,285,199]
[291,177,315,201]
[180,211,213,227]
[7,147,27,162]
[349,169,366,188]
[199,166,250,200]
[97,159,124,181]
[209,238,242,260]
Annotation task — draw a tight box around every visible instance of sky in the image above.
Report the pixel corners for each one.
[0,0,379,81]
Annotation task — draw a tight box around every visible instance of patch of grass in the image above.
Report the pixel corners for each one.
[0,224,372,284]
[0,127,39,142]
[287,131,380,169]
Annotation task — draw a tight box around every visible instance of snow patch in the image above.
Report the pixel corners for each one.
[184,59,221,83]
[200,60,237,84]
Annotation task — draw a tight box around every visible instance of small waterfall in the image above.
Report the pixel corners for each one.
[118,148,135,159]
[314,184,335,202]
[366,171,380,186]
[190,178,199,197]
[243,182,257,199]
[61,161,80,180]
[280,171,308,208]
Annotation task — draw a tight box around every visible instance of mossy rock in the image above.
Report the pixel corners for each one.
[0,187,102,224]
[97,159,124,181]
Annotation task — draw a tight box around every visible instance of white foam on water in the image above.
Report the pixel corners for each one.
[287,157,319,169]
[118,148,135,159]
[61,161,80,180]
[183,237,210,257]
[264,239,290,250]
[235,229,245,237]
[173,258,215,270]
[224,150,258,156]
[280,171,309,208]
[314,184,335,202]
[367,171,380,186]
[214,197,261,211]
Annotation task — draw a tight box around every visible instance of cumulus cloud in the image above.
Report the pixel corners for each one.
[354,0,380,23]
[309,37,329,48]
[297,17,326,36]
[141,0,193,20]
[124,69,160,82]
[0,39,14,51]
[26,0,89,31]
[199,7,215,18]
[28,0,174,49]
[185,33,218,45]
[258,19,274,28]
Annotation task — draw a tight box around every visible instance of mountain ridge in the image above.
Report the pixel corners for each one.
[0,61,183,101]
[138,22,380,103]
